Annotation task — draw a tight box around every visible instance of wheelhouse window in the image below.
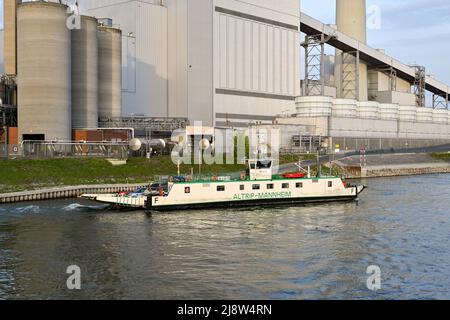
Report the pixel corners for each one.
[267,184,274,190]
[248,160,272,170]
[257,161,272,169]
[217,186,225,192]
[184,187,191,194]
[328,181,333,188]
[296,182,303,188]
[252,184,260,190]
[282,183,290,189]
[240,185,245,191]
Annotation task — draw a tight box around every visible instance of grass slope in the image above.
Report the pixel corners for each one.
[429,152,450,162]
[0,157,245,193]
[0,154,317,193]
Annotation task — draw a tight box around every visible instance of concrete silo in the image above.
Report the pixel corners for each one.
[4,0,20,75]
[98,26,122,119]
[335,0,368,102]
[72,15,99,129]
[17,1,71,142]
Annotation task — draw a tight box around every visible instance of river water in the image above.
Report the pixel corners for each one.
[0,174,449,300]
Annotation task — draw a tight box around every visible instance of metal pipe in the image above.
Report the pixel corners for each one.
[74,127,135,139]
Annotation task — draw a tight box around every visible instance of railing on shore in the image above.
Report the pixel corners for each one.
[0,184,147,204]
[20,141,129,159]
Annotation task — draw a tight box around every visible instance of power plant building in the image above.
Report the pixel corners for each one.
[81,0,301,127]
[2,0,450,152]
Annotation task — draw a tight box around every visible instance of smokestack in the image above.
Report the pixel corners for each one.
[336,0,367,44]
[4,0,21,75]
[335,0,368,101]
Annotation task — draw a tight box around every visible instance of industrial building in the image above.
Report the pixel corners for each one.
[1,0,123,150]
[80,0,301,127]
[1,0,450,158]
[282,0,450,151]
[79,0,450,150]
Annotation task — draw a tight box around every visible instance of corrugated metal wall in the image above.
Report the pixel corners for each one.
[84,1,168,117]
[217,14,299,97]
[83,0,301,125]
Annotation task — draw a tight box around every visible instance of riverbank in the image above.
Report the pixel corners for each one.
[335,152,450,178]
[0,157,247,193]
[1,153,449,203]
[0,155,315,194]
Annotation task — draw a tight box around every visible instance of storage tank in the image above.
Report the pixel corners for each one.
[71,15,99,129]
[17,2,71,142]
[336,0,367,43]
[398,106,417,122]
[379,103,399,120]
[432,109,448,124]
[336,0,368,101]
[98,26,122,119]
[332,99,358,117]
[357,101,379,119]
[296,96,333,117]
[416,108,433,123]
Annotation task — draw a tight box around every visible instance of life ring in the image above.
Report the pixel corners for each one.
[240,173,246,180]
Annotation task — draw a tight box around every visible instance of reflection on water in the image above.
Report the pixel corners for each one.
[0,174,449,299]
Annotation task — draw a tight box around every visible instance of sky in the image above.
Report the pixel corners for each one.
[302,0,450,85]
[0,0,449,85]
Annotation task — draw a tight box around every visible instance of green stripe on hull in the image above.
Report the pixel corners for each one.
[146,195,358,212]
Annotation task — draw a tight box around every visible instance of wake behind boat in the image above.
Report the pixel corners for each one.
[80,158,366,211]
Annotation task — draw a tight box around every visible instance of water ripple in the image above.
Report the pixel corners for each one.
[0,174,449,299]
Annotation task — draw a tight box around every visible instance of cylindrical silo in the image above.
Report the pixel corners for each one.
[332,99,358,117]
[398,106,417,122]
[17,2,71,142]
[98,26,122,119]
[432,109,448,124]
[379,103,399,121]
[336,0,367,43]
[357,101,379,119]
[416,108,433,123]
[4,0,20,75]
[296,96,333,117]
[336,0,368,101]
[72,15,99,129]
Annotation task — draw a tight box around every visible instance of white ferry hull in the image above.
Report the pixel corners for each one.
[80,194,145,208]
[146,193,361,212]
[146,177,366,212]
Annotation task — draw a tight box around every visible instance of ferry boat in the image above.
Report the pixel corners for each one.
[146,159,365,212]
[80,159,365,211]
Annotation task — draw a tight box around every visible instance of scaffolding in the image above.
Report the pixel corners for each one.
[432,93,449,110]
[0,75,17,128]
[302,33,335,96]
[376,66,397,91]
[340,50,360,100]
[411,65,426,107]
